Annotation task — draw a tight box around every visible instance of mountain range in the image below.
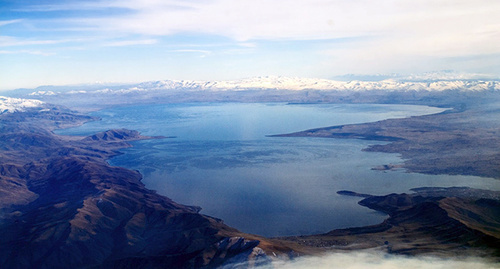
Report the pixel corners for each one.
[24,76,500,96]
[0,73,496,112]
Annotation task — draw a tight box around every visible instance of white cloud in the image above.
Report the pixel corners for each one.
[0,36,79,47]
[170,49,211,54]
[310,0,500,75]
[103,39,158,47]
[62,0,496,41]
[12,1,124,12]
[89,0,371,40]
[0,49,54,56]
[168,49,212,58]
[4,0,500,85]
[30,0,497,72]
[14,1,500,55]
[241,251,499,269]
[0,19,23,27]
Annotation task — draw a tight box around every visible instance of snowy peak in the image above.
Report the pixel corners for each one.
[400,70,498,82]
[139,76,500,92]
[201,76,345,90]
[7,74,500,98]
[334,71,499,82]
[29,91,57,96]
[0,96,45,114]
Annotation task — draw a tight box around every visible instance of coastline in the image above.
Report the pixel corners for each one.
[273,105,500,179]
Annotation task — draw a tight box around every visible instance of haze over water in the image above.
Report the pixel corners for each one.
[58,103,500,236]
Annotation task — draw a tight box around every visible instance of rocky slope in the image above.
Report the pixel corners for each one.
[282,187,500,258]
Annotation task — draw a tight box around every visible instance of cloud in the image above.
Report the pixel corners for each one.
[0,36,75,47]
[103,39,158,47]
[4,0,500,84]
[32,1,496,41]
[10,0,391,40]
[12,1,500,51]
[12,1,124,12]
[236,251,499,269]
[20,0,499,59]
[0,36,64,47]
[306,0,500,75]
[0,50,54,56]
[0,19,23,27]
[83,0,368,40]
[170,49,211,54]
[168,49,212,58]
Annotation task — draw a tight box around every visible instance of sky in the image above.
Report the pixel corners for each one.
[1,0,500,90]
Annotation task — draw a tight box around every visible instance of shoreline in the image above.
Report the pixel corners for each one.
[273,105,500,180]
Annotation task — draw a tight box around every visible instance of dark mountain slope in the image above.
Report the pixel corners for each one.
[282,187,500,258]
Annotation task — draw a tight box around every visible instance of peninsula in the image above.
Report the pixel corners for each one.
[273,103,500,179]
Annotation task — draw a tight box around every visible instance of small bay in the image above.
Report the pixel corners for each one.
[57,103,500,236]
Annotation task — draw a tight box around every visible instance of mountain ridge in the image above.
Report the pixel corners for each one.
[24,76,500,96]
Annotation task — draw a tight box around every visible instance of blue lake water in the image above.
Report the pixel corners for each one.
[57,103,500,236]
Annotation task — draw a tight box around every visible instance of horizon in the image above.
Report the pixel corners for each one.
[1,0,500,91]
[1,70,500,93]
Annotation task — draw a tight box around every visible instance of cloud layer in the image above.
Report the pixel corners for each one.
[1,0,500,89]
[230,251,499,269]
[18,0,500,46]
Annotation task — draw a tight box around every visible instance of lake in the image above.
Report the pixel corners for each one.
[57,103,500,236]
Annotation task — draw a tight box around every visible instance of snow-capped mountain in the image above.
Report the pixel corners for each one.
[126,76,500,92]
[0,96,45,114]
[399,70,499,82]
[334,71,498,82]
[36,76,496,95]
[4,71,500,100]
[5,74,499,111]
